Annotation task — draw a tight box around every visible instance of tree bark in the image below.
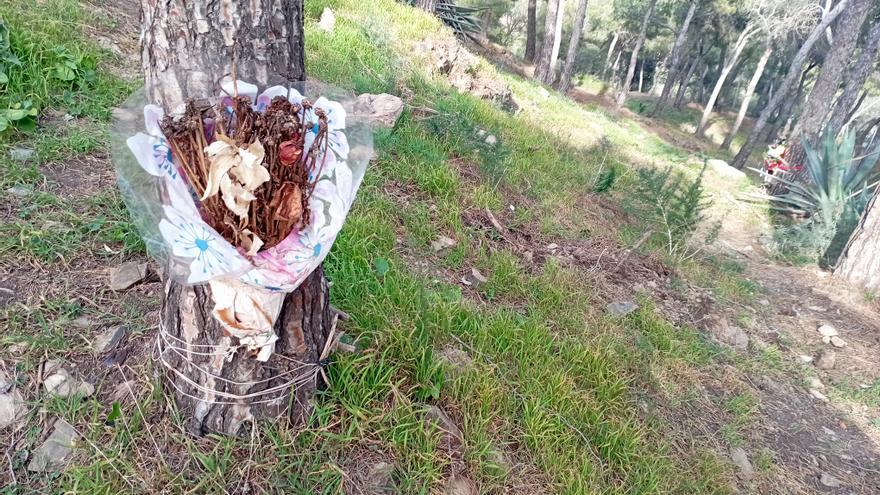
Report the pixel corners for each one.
[825,12,880,138]
[652,0,698,115]
[786,0,872,172]
[721,38,773,151]
[141,0,305,110]
[525,0,538,61]
[835,192,880,291]
[535,0,566,85]
[616,0,657,107]
[555,0,590,93]
[731,0,850,170]
[142,0,333,437]
[603,32,620,79]
[638,58,644,93]
[416,0,436,13]
[695,23,755,136]
[673,57,700,108]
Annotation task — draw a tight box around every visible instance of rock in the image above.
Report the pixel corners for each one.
[546,243,559,251]
[707,159,746,180]
[353,93,404,129]
[829,336,846,348]
[445,475,478,495]
[709,317,749,351]
[109,262,148,291]
[799,355,814,363]
[462,267,488,287]
[819,472,842,488]
[365,461,395,493]
[72,315,96,329]
[7,185,32,197]
[815,349,836,370]
[537,87,551,99]
[10,147,34,162]
[758,298,770,306]
[809,388,829,402]
[27,419,79,472]
[822,335,832,344]
[430,235,457,252]
[522,251,534,262]
[42,361,95,398]
[424,405,463,455]
[646,280,658,289]
[317,7,335,32]
[607,301,638,317]
[730,447,754,479]
[808,377,825,390]
[0,371,26,429]
[485,135,497,145]
[437,348,473,379]
[92,326,127,354]
[818,324,838,337]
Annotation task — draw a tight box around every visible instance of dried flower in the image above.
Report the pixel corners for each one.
[279,140,302,166]
[202,135,270,221]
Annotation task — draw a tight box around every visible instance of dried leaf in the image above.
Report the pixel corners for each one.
[232,140,270,191]
[202,139,237,200]
[241,229,264,256]
[271,183,303,222]
[220,174,256,219]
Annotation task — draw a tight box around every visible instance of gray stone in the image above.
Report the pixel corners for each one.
[92,326,127,354]
[707,159,746,180]
[42,361,94,398]
[607,301,638,317]
[445,475,478,495]
[318,7,335,32]
[809,388,829,402]
[353,93,405,129]
[819,472,842,488]
[437,347,473,379]
[730,447,754,479]
[109,262,148,291]
[72,315,96,329]
[485,135,497,145]
[424,405,463,455]
[365,461,395,492]
[546,243,559,251]
[7,185,32,197]
[10,147,34,162]
[818,324,838,337]
[462,267,488,287]
[808,377,825,390]
[430,235,457,252]
[711,317,749,351]
[815,349,836,370]
[0,371,26,429]
[830,336,847,348]
[27,419,78,472]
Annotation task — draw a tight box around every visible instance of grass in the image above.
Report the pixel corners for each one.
[0,0,837,493]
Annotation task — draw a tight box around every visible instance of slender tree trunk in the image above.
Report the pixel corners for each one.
[825,13,880,138]
[721,38,773,151]
[535,0,566,85]
[835,191,880,290]
[416,0,436,13]
[650,56,666,95]
[555,0,590,93]
[603,32,620,79]
[652,0,698,115]
[695,23,755,136]
[525,0,538,61]
[616,0,657,107]
[638,59,644,93]
[695,62,709,106]
[673,57,700,108]
[142,0,333,437]
[786,0,873,172]
[731,0,850,170]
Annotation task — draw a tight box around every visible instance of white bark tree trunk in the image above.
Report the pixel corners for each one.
[695,23,755,136]
[616,0,657,107]
[721,38,772,151]
[555,0,590,93]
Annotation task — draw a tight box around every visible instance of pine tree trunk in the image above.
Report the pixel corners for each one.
[616,0,657,107]
[695,23,754,137]
[721,38,772,151]
[638,59,644,93]
[652,0,698,115]
[785,0,872,173]
[825,13,880,138]
[525,0,538,62]
[730,0,850,170]
[555,0,589,93]
[416,0,437,13]
[673,57,699,108]
[141,0,333,436]
[835,193,880,291]
[535,0,567,85]
[602,32,619,79]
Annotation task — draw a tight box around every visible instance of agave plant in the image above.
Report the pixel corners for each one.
[404,0,484,40]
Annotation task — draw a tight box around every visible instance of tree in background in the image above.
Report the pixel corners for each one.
[616,0,658,107]
[651,0,699,116]
[556,0,590,92]
[535,0,567,84]
[525,0,538,61]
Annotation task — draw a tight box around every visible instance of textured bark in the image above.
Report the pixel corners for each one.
[616,0,657,107]
[160,267,332,436]
[142,0,333,437]
[721,39,773,150]
[141,0,305,110]
[535,0,567,85]
[652,0,698,115]
[673,57,700,108]
[638,59,644,93]
[525,0,538,62]
[602,32,620,79]
[731,0,850,170]
[786,0,872,172]
[556,0,590,93]
[416,0,437,13]
[835,193,880,291]
[695,23,755,136]
[825,12,880,138]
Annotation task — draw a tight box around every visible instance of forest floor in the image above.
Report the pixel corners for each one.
[2,1,880,494]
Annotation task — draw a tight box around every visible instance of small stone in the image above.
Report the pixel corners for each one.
[822,335,832,344]
[72,316,96,329]
[808,377,825,390]
[27,419,79,472]
[546,243,559,251]
[353,93,405,129]
[365,461,395,492]
[819,472,842,488]
[758,299,770,306]
[537,87,551,99]
[830,336,846,348]
[430,235,457,252]
[463,267,488,287]
[646,280,658,289]
[317,7,335,32]
[822,426,836,437]
[485,135,497,145]
[109,262,148,291]
[799,355,814,363]
[424,405,463,455]
[815,349,837,370]
[7,185,32,197]
[445,475,478,495]
[0,392,26,428]
[818,324,838,337]
[809,388,829,402]
[607,301,638,317]
[437,348,473,379]
[10,147,34,162]
[523,251,534,262]
[42,362,94,398]
[730,447,754,479]
[92,326,127,354]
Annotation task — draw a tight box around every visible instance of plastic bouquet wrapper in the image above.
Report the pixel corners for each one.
[112,80,373,361]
